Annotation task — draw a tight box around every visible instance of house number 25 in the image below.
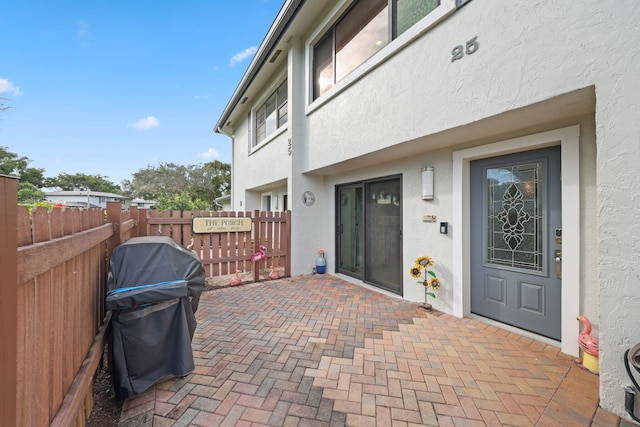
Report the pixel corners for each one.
[451,36,479,62]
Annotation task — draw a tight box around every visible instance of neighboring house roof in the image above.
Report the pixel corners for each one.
[213,194,231,210]
[62,201,103,208]
[46,190,130,199]
[132,197,155,204]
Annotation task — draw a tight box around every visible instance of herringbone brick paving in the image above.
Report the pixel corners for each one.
[118,275,621,426]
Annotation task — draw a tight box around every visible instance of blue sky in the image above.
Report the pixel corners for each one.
[0,0,283,187]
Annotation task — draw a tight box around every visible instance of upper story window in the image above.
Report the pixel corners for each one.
[313,0,440,100]
[255,80,288,147]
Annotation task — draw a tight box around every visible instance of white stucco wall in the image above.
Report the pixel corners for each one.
[225,0,640,418]
[296,1,639,416]
[229,108,291,212]
[592,3,640,417]
[319,118,597,323]
[303,0,603,169]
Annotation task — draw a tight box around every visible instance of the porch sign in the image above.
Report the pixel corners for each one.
[192,217,252,233]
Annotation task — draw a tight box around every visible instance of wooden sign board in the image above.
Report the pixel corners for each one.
[192,217,252,233]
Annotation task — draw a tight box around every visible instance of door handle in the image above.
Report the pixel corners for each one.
[555,249,562,279]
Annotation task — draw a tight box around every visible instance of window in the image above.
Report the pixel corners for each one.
[261,193,272,211]
[313,0,440,100]
[395,0,440,36]
[255,80,288,147]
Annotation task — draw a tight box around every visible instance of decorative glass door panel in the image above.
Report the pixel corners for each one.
[486,162,544,273]
[471,147,561,340]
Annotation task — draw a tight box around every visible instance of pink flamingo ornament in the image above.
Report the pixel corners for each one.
[575,315,600,374]
[269,265,279,280]
[577,315,599,356]
[229,270,242,286]
[251,245,267,274]
[251,245,266,262]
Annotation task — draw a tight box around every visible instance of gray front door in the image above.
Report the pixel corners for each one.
[470,146,562,340]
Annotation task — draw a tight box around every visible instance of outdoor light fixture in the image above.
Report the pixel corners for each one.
[421,167,434,200]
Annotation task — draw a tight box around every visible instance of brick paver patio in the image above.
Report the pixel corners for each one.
[117,275,622,426]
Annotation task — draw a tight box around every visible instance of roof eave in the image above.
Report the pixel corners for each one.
[214,0,305,134]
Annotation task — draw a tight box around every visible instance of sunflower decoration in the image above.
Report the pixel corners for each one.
[415,256,434,269]
[410,266,422,278]
[410,256,441,310]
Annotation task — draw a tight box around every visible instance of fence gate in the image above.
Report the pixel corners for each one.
[145,209,291,282]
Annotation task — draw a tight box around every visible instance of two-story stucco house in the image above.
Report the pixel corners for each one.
[214,0,640,419]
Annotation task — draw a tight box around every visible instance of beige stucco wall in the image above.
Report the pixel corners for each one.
[227,0,640,418]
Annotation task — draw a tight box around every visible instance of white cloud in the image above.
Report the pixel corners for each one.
[199,148,220,160]
[0,78,23,96]
[129,116,159,130]
[229,46,257,67]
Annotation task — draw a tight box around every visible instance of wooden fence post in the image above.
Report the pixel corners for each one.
[253,210,260,282]
[285,210,292,278]
[0,176,18,426]
[129,206,138,237]
[106,202,122,262]
[138,208,148,237]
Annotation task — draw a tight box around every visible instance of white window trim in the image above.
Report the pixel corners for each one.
[452,125,580,357]
[304,0,456,115]
[251,124,288,154]
[250,71,289,154]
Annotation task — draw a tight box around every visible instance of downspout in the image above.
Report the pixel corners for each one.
[216,126,235,211]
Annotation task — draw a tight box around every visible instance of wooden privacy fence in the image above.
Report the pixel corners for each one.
[105,204,292,282]
[1,178,141,427]
[143,208,291,282]
[1,189,292,426]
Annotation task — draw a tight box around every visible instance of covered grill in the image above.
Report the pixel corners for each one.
[106,236,205,398]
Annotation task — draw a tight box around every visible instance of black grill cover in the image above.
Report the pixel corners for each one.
[106,236,205,398]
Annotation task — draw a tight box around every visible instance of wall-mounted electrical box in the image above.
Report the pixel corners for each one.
[440,222,448,234]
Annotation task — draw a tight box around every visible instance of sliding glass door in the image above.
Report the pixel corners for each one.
[336,175,402,295]
[337,184,364,278]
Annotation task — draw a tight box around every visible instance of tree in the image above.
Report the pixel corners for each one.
[154,192,210,212]
[122,162,191,200]
[123,161,231,208]
[190,161,231,205]
[0,146,45,187]
[17,182,46,204]
[17,166,45,188]
[44,173,123,193]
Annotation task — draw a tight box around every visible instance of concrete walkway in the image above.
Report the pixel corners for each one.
[118,275,623,426]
